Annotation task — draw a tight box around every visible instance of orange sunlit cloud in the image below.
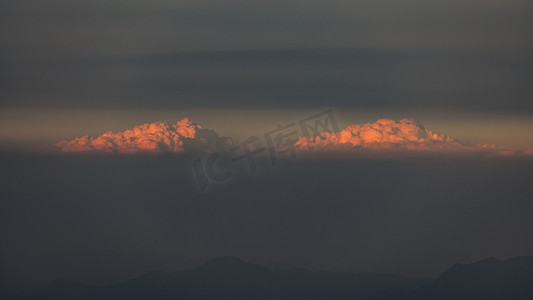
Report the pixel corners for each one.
[56,117,533,156]
[295,118,533,156]
[55,118,231,153]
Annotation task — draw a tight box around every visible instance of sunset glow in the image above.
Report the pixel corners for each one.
[55,118,231,153]
[54,117,533,157]
[296,118,533,156]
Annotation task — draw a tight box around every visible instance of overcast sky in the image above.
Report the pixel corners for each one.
[2,0,533,113]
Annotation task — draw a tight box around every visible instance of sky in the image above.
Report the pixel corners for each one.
[1,0,533,150]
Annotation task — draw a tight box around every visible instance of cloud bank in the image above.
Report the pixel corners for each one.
[56,117,533,157]
[56,118,231,153]
[295,118,533,157]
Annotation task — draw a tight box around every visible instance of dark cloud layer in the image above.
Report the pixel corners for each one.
[1,153,533,291]
[1,0,533,112]
[2,48,533,112]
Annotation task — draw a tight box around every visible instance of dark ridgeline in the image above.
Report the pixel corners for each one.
[364,255,533,300]
[4,255,533,300]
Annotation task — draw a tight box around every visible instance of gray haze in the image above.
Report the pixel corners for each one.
[1,153,533,291]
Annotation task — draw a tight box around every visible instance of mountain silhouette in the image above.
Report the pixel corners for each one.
[428,256,533,299]
[363,255,533,300]
[4,255,533,300]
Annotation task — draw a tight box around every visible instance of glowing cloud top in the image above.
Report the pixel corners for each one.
[295,118,464,151]
[294,118,533,156]
[56,118,231,153]
[293,118,533,157]
[55,117,533,156]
